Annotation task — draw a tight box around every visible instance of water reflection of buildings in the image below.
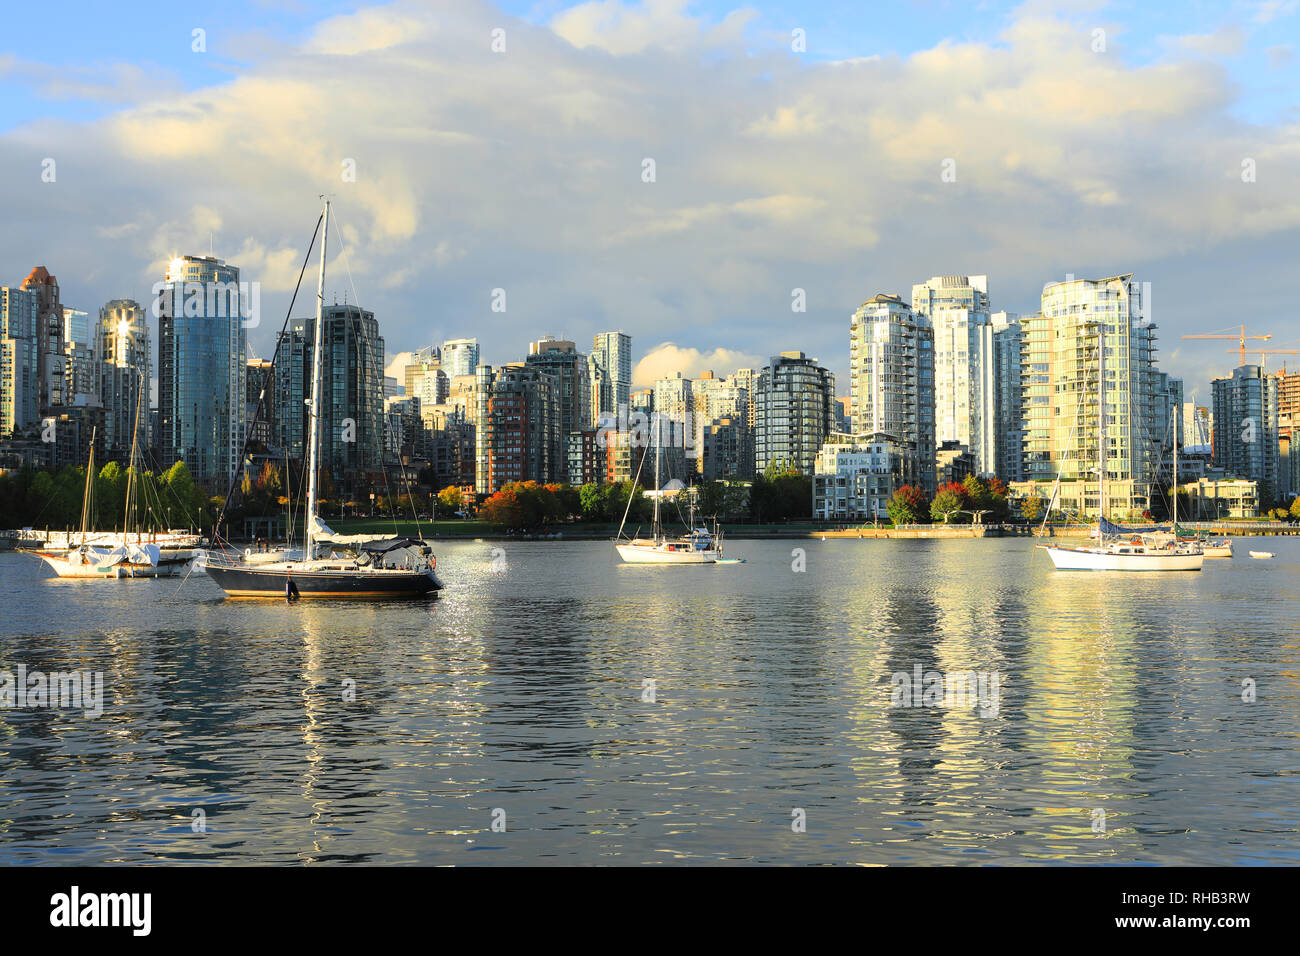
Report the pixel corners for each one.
[831,540,1147,860]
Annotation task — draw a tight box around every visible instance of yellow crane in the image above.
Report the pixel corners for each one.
[1231,348,1300,372]
[1183,325,1272,365]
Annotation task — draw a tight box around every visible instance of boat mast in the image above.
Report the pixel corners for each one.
[79,427,96,548]
[650,416,660,541]
[1172,403,1178,527]
[305,198,330,561]
[123,369,145,541]
[1096,320,1105,524]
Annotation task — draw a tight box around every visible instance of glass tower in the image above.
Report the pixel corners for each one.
[157,255,247,487]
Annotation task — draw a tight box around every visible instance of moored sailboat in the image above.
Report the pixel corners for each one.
[613,415,728,564]
[201,199,441,599]
[33,381,195,579]
[1040,321,1203,572]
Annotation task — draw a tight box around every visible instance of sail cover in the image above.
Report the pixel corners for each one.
[309,514,337,538]
[1099,516,1170,535]
[356,537,428,554]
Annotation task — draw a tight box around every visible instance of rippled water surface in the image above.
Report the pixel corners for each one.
[0,536,1297,865]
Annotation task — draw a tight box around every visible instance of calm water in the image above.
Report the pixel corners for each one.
[0,536,1296,865]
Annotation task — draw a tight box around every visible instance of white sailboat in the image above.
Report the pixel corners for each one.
[34,382,194,579]
[1040,321,1203,572]
[614,415,726,564]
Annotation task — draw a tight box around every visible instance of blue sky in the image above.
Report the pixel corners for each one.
[6,1,1294,127]
[2,0,1299,395]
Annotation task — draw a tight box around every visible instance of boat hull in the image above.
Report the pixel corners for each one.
[34,552,191,578]
[205,562,441,598]
[1042,545,1203,571]
[615,542,719,564]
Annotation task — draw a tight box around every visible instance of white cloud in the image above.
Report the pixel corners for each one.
[385,351,418,383]
[633,343,763,386]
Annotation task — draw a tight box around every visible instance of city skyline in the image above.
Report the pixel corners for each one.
[1,0,1298,401]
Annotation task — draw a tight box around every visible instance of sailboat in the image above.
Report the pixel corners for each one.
[33,380,195,578]
[202,199,442,599]
[1040,321,1203,571]
[1085,405,1233,557]
[614,414,727,564]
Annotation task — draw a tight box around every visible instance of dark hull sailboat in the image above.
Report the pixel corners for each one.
[204,536,441,598]
[203,199,444,600]
[205,563,439,598]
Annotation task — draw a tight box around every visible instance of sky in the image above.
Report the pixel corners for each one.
[2,0,1298,399]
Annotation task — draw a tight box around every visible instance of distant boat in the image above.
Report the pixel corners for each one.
[613,415,726,564]
[202,199,441,599]
[1249,551,1273,559]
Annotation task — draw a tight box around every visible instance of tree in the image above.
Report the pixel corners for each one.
[930,482,970,523]
[96,462,127,528]
[481,486,523,529]
[961,473,1010,521]
[257,461,283,496]
[163,461,204,529]
[750,463,812,523]
[1290,496,1300,521]
[437,485,464,511]
[1019,495,1045,522]
[579,482,606,520]
[886,485,929,525]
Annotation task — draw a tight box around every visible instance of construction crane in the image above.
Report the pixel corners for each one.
[1183,325,1271,365]
[1231,348,1300,372]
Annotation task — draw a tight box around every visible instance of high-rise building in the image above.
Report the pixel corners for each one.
[652,373,694,472]
[1212,364,1280,506]
[441,338,479,378]
[592,330,632,415]
[424,403,476,490]
[1,286,40,436]
[692,370,752,478]
[586,354,608,429]
[408,362,449,408]
[62,307,100,406]
[1151,371,1184,488]
[1275,369,1300,502]
[276,305,385,491]
[849,294,936,493]
[157,255,247,487]
[476,364,559,493]
[991,310,1024,482]
[99,299,150,460]
[701,416,748,480]
[273,322,310,463]
[526,337,591,483]
[21,266,65,409]
[1020,274,1166,516]
[754,351,835,476]
[1182,401,1212,450]
[245,358,276,451]
[912,275,995,474]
